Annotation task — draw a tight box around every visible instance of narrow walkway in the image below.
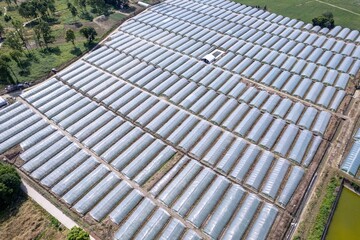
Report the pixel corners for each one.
[20,179,96,240]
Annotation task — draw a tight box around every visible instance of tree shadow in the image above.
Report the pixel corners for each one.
[44,17,60,26]
[41,46,61,55]
[26,53,39,63]
[119,6,136,14]
[79,12,93,21]
[7,6,17,11]
[84,42,98,50]
[19,68,30,77]
[0,193,28,224]
[74,22,83,28]
[15,58,32,77]
[21,58,32,68]
[0,72,15,85]
[70,47,82,56]
[24,20,40,28]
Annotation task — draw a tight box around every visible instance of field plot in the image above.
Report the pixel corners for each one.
[1,0,360,239]
[234,0,360,31]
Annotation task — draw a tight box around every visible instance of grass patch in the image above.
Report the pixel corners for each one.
[0,40,91,88]
[109,12,127,21]
[0,193,67,240]
[234,0,360,30]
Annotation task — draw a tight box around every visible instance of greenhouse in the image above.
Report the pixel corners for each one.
[0,0,359,239]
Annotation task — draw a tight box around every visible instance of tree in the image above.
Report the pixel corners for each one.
[18,1,38,19]
[312,12,335,29]
[80,26,97,44]
[322,11,333,19]
[47,0,56,15]
[0,163,21,208]
[67,227,90,240]
[0,57,16,84]
[4,32,24,52]
[35,20,55,48]
[69,5,78,22]
[0,24,4,39]
[87,0,107,14]
[74,0,87,13]
[65,29,76,46]
[11,20,29,50]
[5,0,12,7]
[33,26,43,48]
[105,0,129,9]
[19,0,56,20]
[9,50,26,70]
[4,15,12,23]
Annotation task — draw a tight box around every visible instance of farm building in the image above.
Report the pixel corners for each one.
[1,0,360,239]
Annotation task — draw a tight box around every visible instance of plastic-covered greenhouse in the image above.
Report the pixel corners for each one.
[0,0,359,239]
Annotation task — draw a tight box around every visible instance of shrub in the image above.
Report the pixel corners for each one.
[67,226,90,240]
[0,162,21,208]
[65,29,76,46]
[50,216,62,231]
[312,12,335,29]
[4,15,12,22]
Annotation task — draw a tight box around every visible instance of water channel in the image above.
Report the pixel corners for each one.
[326,187,360,240]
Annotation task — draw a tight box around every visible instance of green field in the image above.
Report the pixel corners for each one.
[234,0,360,31]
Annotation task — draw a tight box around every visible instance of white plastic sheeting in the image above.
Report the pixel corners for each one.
[245,151,274,190]
[246,203,278,240]
[203,185,245,238]
[277,166,304,206]
[341,141,360,176]
[1,1,357,239]
[221,194,261,240]
[261,158,290,199]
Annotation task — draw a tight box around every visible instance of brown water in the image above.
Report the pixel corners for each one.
[326,187,360,240]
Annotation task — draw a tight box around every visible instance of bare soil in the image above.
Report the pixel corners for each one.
[143,152,184,191]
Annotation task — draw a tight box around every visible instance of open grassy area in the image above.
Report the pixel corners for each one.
[0,194,67,240]
[234,0,360,30]
[0,0,127,88]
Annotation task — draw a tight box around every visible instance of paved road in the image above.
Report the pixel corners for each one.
[21,180,95,240]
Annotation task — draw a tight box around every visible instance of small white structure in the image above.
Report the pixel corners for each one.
[138,1,150,8]
[202,49,225,64]
[0,97,7,108]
